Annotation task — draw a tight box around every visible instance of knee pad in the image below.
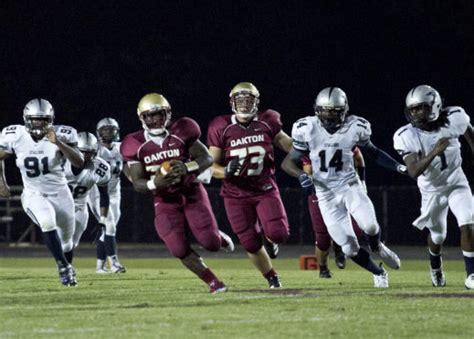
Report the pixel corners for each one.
[341,237,360,257]
[264,219,289,244]
[62,240,74,253]
[240,234,262,254]
[199,233,221,252]
[430,232,445,245]
[169,244,191,259]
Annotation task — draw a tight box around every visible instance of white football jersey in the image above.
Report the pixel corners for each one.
[292,115,371,194]
[393,106,470,193]
[97,142,123,194]
[65,157,111,207]
[0,125,78,192]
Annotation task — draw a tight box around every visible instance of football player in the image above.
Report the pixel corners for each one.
[66,132,111,261]
[121,93,233,294]
[284,87,405,288]
[0,98,84,286]
[393,85,474,289]
[207,82,293,288]
[87,118,127,273]
[284,150,365,278]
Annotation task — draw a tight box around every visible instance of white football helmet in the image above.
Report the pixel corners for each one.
[77,131,99,163]
[137,93,171,135]
[96,117,120,143]
[405,85,442,127]
[229,82,260,122]
[314,87,349,132]
[23,98,55,138]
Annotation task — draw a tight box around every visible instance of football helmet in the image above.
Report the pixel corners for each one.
[229,82,260,122]
[96,117,120,143]
[314,87,349,132]
[137,93,171,135]
[405,85,442,128]
[23,98,55,138]
[77,131,99,164]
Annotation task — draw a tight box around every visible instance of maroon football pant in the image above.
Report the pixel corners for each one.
[308,194,363,251]
[224,189,289,254]
[153,185,221,258]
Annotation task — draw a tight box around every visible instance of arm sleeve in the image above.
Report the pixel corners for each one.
[98,185,110,209]
[360,141,401,172]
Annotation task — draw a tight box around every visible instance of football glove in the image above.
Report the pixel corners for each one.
[92,223,106,244]
[298,173,314,196]
[224,158,241,178]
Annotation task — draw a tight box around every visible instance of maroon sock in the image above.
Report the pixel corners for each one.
[199,268,219,285]
[263,268,277,279]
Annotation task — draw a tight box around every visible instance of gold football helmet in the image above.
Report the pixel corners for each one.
[137,93,171,135]
[229,82,260,122]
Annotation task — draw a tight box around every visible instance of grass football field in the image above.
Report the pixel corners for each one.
[1,256,474,338]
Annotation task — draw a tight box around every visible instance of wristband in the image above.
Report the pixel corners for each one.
[99,216,107,224]
[184,161,199,173]
[147,179,157,190]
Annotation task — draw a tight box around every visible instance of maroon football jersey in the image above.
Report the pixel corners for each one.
[207,109,282,198]
[121,117,201,201]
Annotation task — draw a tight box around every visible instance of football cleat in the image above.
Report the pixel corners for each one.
[209,279,227,294]
[219,230,235,252]
[267,275,282,288]
[263,236,279,259]
[110,262,127,273]
[430,267,446,287]
[58,264,78,287]
[319,269,332,279]
[465,273,474,290]
[375,242,401,270]
[373,265,389,288]
[333,243,346,269]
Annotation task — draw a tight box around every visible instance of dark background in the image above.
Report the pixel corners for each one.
[1,1,473,245]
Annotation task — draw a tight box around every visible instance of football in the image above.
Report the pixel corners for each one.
[160,161,172,176]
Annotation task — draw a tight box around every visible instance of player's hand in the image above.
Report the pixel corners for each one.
[92,223,106,243]
[0,184,11,198]
[396,164,408,175]
[433,137,450,155]
[46,127,58,144]
[169,160,187,176]
[153,171,181,189]
[224,158,241,178]
[298,173,314,196]
[360,180,368,193]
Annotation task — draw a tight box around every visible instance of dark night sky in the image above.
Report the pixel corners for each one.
[1,0,473,186]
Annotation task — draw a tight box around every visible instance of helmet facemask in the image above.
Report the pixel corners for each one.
[77,132,99,165]
[315,107,347,133]
[97,125,119,143]
[231,93,259,123]
[23,98,55,139]
[139,109,171,136]
[405,85,442,129]
[96,118,120,143]
[24,116,53,139]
